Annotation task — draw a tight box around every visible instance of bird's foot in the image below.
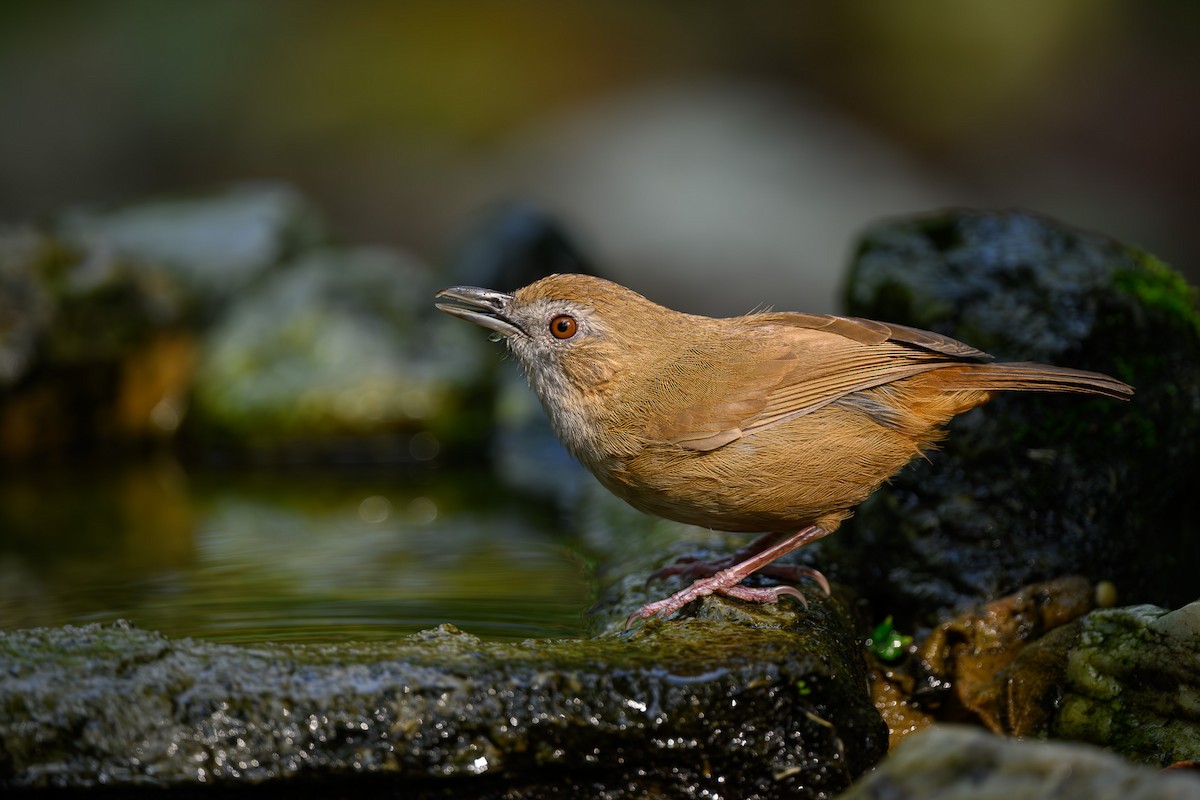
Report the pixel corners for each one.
[625,525,833,628]
[647,558,825,587]
[625,564,831,628]
[643,531,790,585]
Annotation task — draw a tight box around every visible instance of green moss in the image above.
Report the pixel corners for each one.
[1113,252,1200,334]
[1050,605,1200,766]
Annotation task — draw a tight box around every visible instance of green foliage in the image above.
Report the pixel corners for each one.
[867,616,912,663]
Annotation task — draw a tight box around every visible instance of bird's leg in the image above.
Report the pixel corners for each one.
[644,531,788,583]
[626,525,833,627]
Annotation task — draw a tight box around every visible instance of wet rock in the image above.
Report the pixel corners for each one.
[573,475,852,641]
[912,575,1103,733]
[839,724,1200,800]
[869,576,1104,748]
[995,601,1200,767]
[0,609,886,798]
[835,209,1200,628]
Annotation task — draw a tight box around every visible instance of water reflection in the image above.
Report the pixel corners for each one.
[0,462,591,642]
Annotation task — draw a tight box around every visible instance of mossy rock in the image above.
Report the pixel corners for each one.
[832,209,1199,629]
[0,606,886,798]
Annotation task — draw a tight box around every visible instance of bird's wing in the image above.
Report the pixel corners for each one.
[649,312,991,452]
[765,312,992,359]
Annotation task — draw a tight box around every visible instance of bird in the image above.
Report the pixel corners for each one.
[435,273,1134,625]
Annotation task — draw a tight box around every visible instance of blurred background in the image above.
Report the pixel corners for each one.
[1,0,1197,642]
[2,0,1197,311]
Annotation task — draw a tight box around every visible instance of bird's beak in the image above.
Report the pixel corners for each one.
[435,286,525,338]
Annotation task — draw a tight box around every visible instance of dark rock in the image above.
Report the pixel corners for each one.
[441,203,598,498]
[838,724,1200,800]
[833,209,1200,629]
[448,201,597,292]
[0,610,886,798]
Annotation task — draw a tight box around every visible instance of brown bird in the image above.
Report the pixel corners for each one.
[435,274,1133,624]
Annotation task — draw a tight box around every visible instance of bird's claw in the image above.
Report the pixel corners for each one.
[625,566,831,629]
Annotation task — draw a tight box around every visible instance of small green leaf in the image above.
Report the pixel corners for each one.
[868,615,912,663]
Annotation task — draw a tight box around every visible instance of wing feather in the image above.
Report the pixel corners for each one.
[653,312,989,452]
[755,311,992,359]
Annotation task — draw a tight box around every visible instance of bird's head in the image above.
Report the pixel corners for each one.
[437,273,679,395]
[437,273,688,456]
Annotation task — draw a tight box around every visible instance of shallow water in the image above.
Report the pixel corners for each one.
[0,460,593,642]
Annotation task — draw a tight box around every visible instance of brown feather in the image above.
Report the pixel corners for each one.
[449,273,1133,534]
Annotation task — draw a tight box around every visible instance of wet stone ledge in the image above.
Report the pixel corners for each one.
[0,597,887,799]
[840,725,1200,800]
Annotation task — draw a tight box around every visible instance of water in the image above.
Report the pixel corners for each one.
[0,460,593,642]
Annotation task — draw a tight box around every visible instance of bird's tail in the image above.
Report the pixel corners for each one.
[941,362,1134,400]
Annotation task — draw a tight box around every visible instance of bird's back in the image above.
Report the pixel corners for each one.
[590,309,1130,533]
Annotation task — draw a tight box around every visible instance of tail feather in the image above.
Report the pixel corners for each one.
[943,362,1134,400]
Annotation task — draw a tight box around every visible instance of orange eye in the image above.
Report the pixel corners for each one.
[549,314,578,340]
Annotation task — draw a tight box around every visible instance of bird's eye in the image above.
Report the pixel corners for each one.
[549,314,578,340]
